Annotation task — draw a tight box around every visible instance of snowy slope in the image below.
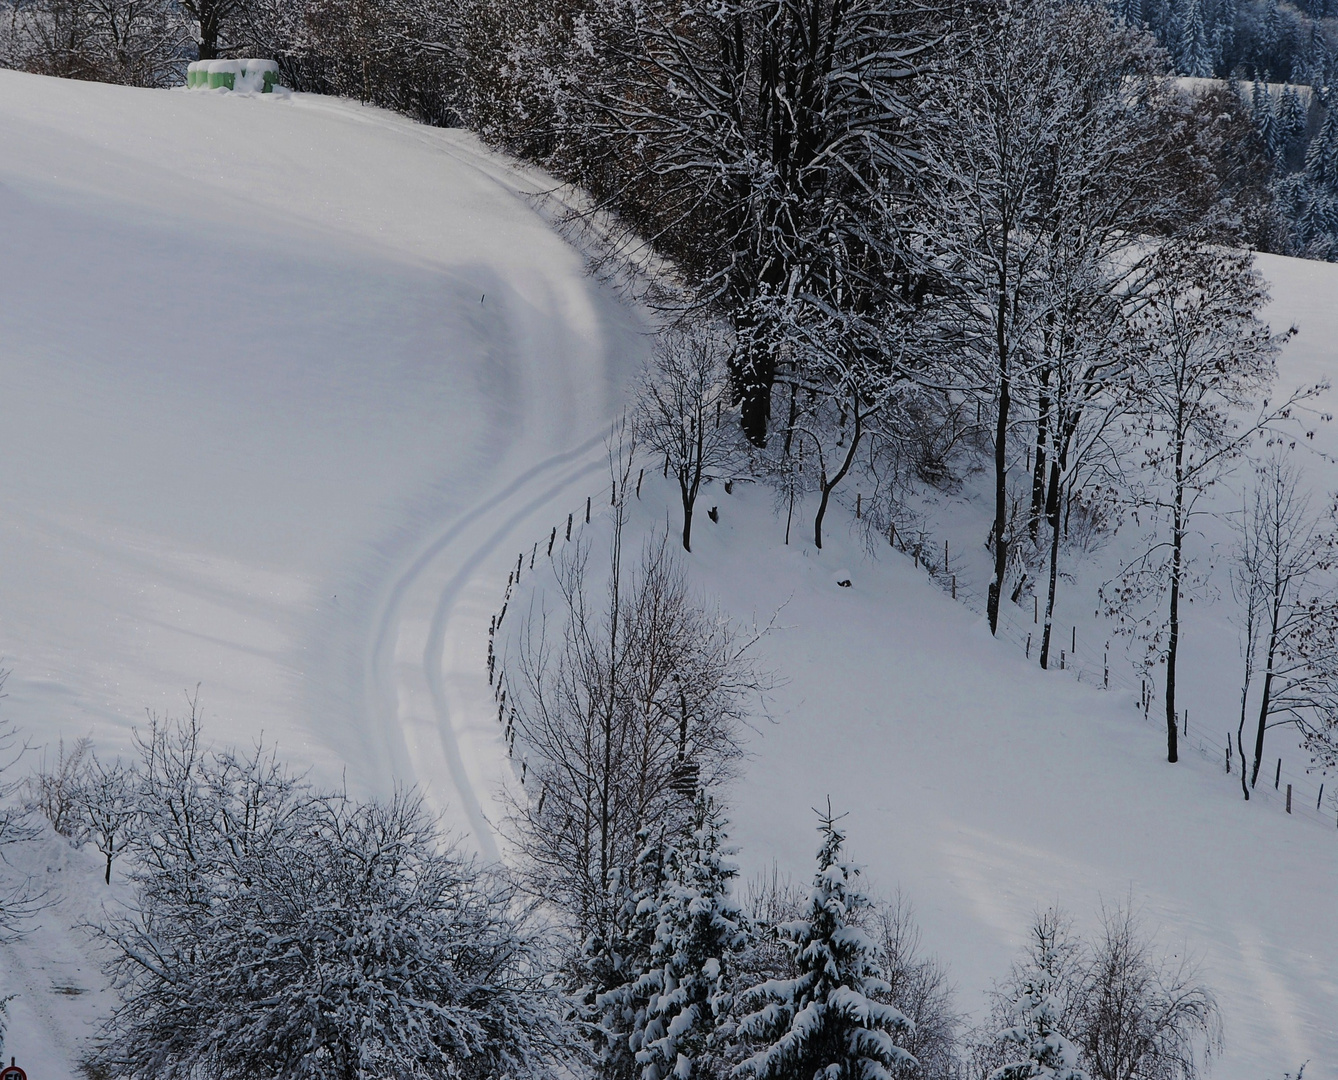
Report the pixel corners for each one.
[0,69,650,1069]
[0,68,1334,1080]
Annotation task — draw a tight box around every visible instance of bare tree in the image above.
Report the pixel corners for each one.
[24,734,91,840]
[76,752,138,884]
[869,892,960,1080]
[973,905,1220,1080]
[0,682,42,940]
[638,325,737,552]
[1075,905,1221,1080]
[1231,452,1336,789]
[502,436,767,951]
[1105,241,1305,763]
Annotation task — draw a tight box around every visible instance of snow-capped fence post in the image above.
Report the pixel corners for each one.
[1060,650,1066,670]
[1319,783,1325,811]
[1103,652,1109,689]
[1286,784,1292,813]
[1225,740,1231,772]
[567,513,573,541]
[1026,633,1031,659]
[1183,710,1188,737]
[1034,595,1038,624]
[944,539,948,571]
[637,469,644,498]
[586,497,591,523]
[1071,625,1076,653]
[1275,758,1282,789]
[548,527,556,556]
[951,575,956,600]
[856,493,861,518]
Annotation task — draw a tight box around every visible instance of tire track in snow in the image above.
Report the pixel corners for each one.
[366,435,608,861]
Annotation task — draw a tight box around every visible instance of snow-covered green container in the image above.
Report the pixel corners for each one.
[206,59,241,90]
[186,56,280,92]
[238,58,280,93]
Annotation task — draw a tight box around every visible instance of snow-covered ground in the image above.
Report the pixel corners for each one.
[0,69,1333,1079]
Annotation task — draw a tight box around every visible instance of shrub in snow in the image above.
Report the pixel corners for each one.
[974,907,1221,1080]
[87,713,563,1080]
[734,806,916,1080]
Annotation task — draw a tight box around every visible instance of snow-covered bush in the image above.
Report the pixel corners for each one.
[87,713,565,1080]
[971,907,1220,1080]
[0,0,188,87]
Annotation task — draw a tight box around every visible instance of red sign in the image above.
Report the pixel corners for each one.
[1,1057,26,1080]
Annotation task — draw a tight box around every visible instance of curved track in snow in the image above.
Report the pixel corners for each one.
[0,67,647,866]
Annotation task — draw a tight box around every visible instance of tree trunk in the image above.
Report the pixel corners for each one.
[814,406,863,550]
[1236,687,1251,800]
[1031,370,1051,542]
[1039,460,1062,668]
[1165,434,1185,764]
[988,286,1011,636]
[1251,622,1280,787]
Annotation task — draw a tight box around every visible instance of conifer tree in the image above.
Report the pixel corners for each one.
[634,797,752,1080]
[989,915,1088,1080]
[1253,79,1280,161]
[735,806,916,1080]
[587,833,666,1080]
[1176,0,1213,76]
[1305,99,1338,193]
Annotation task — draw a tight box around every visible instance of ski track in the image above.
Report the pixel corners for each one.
[366,439,608,861]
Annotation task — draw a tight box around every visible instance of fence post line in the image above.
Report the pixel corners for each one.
[1286,783,1292,814]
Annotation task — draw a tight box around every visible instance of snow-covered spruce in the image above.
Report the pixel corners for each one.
[631,797,751,1080]
[734,807,915,1080]
[988,914,1088,1080]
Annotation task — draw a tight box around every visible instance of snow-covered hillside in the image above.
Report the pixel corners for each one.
[0,69,1333,1079]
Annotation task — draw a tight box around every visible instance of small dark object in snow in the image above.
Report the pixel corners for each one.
[837,578,852,588]
[725,480,734,494]
[708,506,719,523]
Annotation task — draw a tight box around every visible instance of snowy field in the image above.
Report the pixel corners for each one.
[0,69,1334,1078]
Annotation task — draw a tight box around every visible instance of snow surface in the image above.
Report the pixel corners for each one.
[0,68,1334,1079]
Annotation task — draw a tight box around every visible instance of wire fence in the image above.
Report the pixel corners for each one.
[884,521,1338,836]
[490,485,1338,836]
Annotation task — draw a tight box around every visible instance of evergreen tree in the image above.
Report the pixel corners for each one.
[735,807,916,1080]
[1177,0,1213,75]
[633,797,752,1080]
[1279,87,1309,155]
[1253,79,1281,160]
[989,916,1088,1080]
[1305,99,1338,192]
[587,834,666,1080]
